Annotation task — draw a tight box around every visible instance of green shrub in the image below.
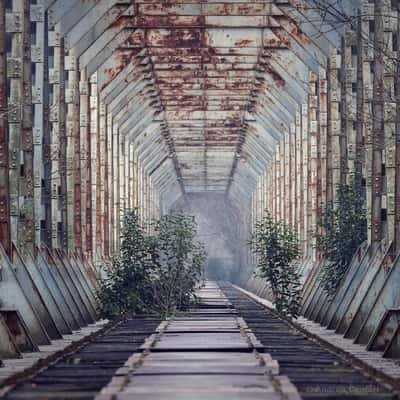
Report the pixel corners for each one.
[96,209,154,319]
[250,213,302,318]
[148,214,206,317]
[96,210,206,320]
[316,176,367,296]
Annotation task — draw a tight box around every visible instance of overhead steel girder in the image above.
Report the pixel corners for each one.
[253,110,286,143]
[121,111,157,143]
[264,50,309,93]
[62,1,129,48]
[242,123,275,159]
[96,47,148,91]
[148,153,170,177]
[69,6,133,59]
[130,121,161,150]
[111,87,156,127]
[152,163,177,189]
[261,72,304,107]
[261,59,308,102]
[245,124,276,160]
[278,2,340,53]
[255,90,296,130]
[266,18,324,73]
[142,146,173,181]
[77,13,135,71]
[110,83,157,123]
[116,107,154,139]
[256,103,291,137]
[239,144,268,177]
[230,169,258,198]
[99,52,148,97]
[46,0,350,200]
[48,0,80,28]
[103,72,148,109]
[240,137,269,175]
[257,79,299,118]
[153,160,176,187]
[156,165,181,193]
[143,145,171,179]
[269,15,327,70]
[246,122,278,156]
[99,53,149,96]
[133,125,166,168]
[234,155,261,186]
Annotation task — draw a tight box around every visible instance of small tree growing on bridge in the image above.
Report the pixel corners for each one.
[96,210,206,319]
[250,213,302,318]
[148,214,206,317]
[316,176,367,296]
[96,209,154,319]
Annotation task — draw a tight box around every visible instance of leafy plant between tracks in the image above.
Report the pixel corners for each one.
[96,209,206,319]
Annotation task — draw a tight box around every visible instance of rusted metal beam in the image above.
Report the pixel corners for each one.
[371,0,384,243]
[0,1,11,257]
[19,0,35,256]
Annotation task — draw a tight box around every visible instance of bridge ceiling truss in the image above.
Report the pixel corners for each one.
[46,0,343,203]
[1,0,361,259]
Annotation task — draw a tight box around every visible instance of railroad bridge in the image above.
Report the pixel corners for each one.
[1,0,400,399]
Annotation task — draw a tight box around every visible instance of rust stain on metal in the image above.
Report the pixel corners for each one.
[274,15,312,46]
[0,1,11,257]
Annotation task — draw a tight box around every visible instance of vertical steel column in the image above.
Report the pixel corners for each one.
[344,25,357,180]
[271,153,276,221]
[0,1,11,256]
[96,99,105,260]
[356,12,365,187]
[319,67,328,215]
[301,102,309,256]
[360,1,374,243]
[112,121,119,253]
[103,109,111,259]
[89,73,98,259]
[133,150,139,208]
[275,145,281,221]
[289,123,296,230]
[105,111,112,258]
[383,0,397,246]
[295,111,303,248]
[119,131,125,219]
[395,2,400,252]
[123,137,129,214]
[79,68,89,255]
[259,174,264,221]
[284,131,290,226]
[128,142,133,209]
[85,72,93,258]
[49,24,60,248]
[329,47,342,203]
[66,50,78,253]
[41,4,51,249]
[31,4,44,248]
[371,0,384,243]
[309,72,318,261]
[20,0,34,255]
[8,0,22,249]
[58,29,67,251]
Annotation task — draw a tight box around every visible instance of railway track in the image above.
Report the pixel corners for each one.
[220,283,398,400]
[2,317,161,400]
[2,282,399,400]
